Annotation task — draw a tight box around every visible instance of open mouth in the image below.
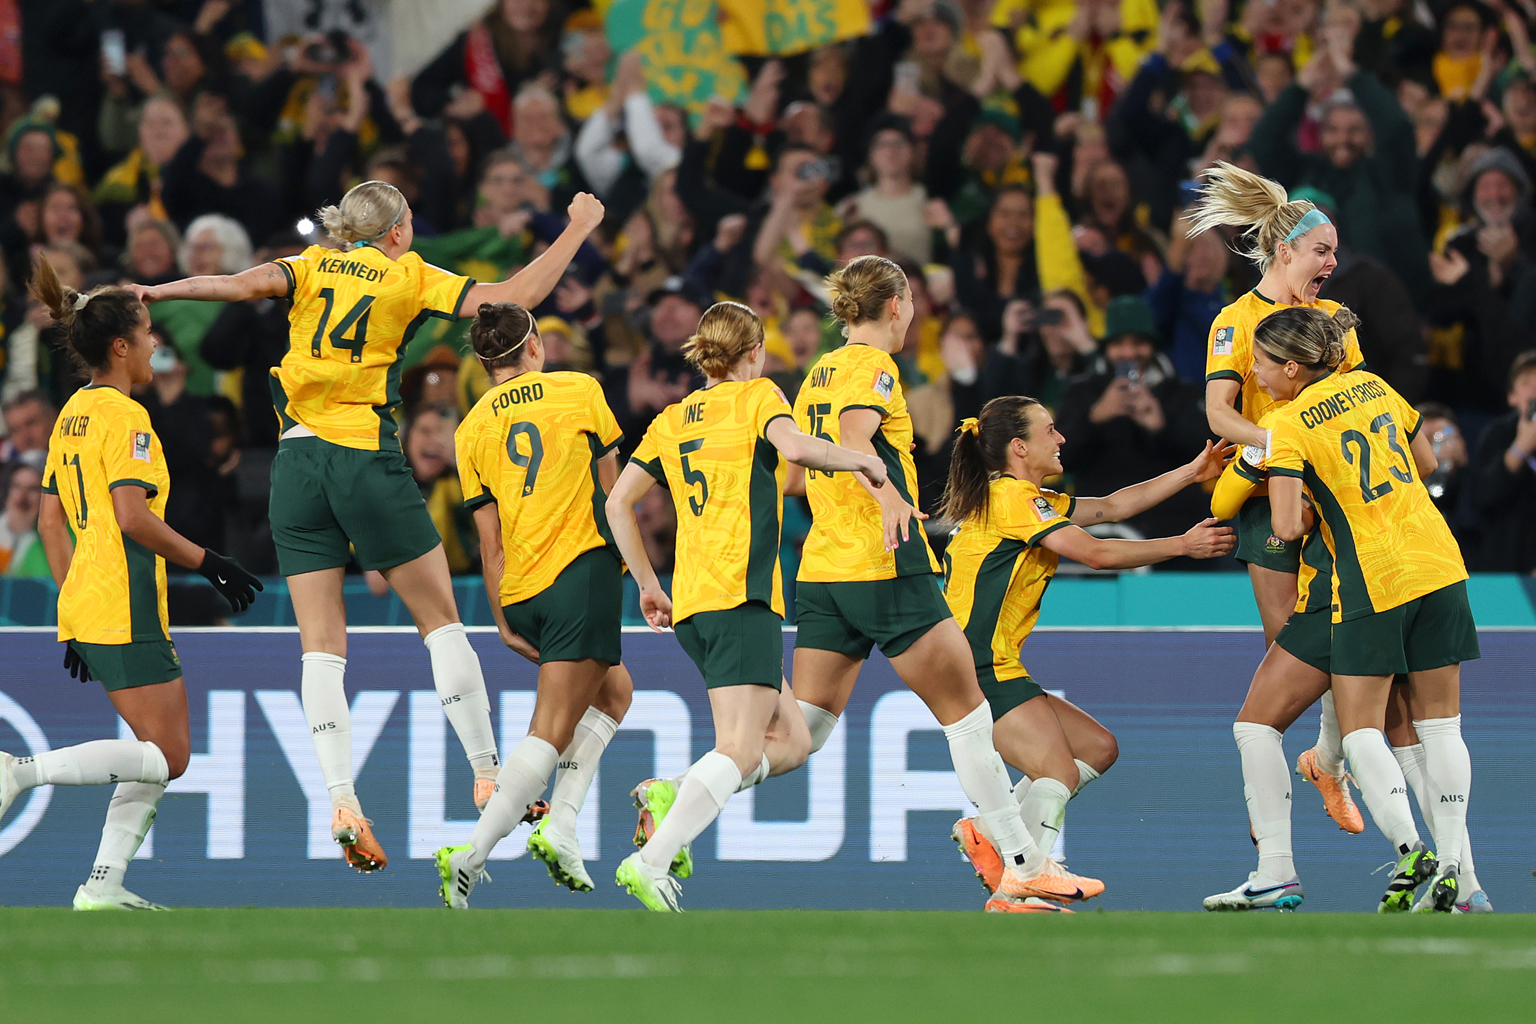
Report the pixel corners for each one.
[1309,272,1330,293]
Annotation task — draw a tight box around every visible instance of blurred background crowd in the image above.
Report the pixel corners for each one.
[1,0,1535,614]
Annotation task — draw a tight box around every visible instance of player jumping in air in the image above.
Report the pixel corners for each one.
[0,256,260,909]
[133,182,606,871]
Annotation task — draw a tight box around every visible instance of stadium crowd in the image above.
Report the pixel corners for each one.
[1,0,1534,602]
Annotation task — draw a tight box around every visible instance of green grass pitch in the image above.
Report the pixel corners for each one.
[3,908,1535,1022]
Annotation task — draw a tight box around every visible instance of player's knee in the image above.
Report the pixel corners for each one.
[163,745,191,781]
[1086,730,1119,773]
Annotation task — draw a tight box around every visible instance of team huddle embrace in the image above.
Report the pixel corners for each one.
[0,167,1483,914]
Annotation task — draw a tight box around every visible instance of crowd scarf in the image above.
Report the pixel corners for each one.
[93,149,170,221]
[1433,51,1482,101]
[465,21,513,137]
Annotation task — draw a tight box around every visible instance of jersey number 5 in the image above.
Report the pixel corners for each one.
[310,287,375,363]
[506,422,544,497]
[679,439,709,516]
[1340,413,1414,503]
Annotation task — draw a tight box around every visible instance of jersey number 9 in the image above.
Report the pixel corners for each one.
[506,423,544,497]
[1340,413,1414,504]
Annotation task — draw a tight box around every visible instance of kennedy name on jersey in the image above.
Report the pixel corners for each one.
[312,256,387,283]
[1297,377,1390,429]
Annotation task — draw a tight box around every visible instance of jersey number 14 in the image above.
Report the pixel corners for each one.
[309,287,375,363]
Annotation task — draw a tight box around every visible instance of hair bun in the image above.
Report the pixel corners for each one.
[478,303,497,319]
[829,292,859,322]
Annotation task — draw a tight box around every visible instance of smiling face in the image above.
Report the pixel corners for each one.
[1279,221,1338,302]
[987,189,1033,258]
[1087,162,1130,227]
[1321,105,1372,169]
[41,188,83,244]
[1442,5,1483,59]
[406,407,454,481]
[1021,404,1066,478]
[1473,169,1521,226]
[1250,345,1303,401]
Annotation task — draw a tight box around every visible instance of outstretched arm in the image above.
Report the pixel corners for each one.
[1041,518,1234,570]
[1071,440,1235,525]
[134,262,291,305]
[458,193,606,315]
[604,461,670,630]
[764,417,887,486]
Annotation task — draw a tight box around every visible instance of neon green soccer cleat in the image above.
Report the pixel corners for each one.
[1379,842,1437,913]
[1413,866,1460,913]
[631,778,693,879]
[615,851,682,912]
[528,818,594,892]
[72,884,167,911]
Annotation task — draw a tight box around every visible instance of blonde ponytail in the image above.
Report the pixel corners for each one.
[1185,162,1317,270]
[317,180,409,251]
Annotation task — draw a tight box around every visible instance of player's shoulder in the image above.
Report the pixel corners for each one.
[1312,296,1343,314]
[280,244,329,265]
[991,475,1050,516]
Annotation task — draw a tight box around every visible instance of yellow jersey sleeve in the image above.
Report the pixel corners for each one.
[630,420,664,483]
[102,405,162,495]
[587,375,624,452]
[274,253,311,299]
[408,253,474,316]
[754,381,795,438]
[1205,319,1247,386]
[995,482,1075,547]
[841,353,900,417]
[455,415,491,511]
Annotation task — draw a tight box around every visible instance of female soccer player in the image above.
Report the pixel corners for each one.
[0,256,259,909]
[788,256,1099,911]
[1202,426,1492,912]
[603,301,886,911]
[1258,305,1478,913]
[1185,164,1367,832]
[134,182,606,871]
[942,397,1234,909]
[435,303,634,905]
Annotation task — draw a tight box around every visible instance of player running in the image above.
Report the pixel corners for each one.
[604,301,885,911]
[134,182,606,872]
[1256,305,1479,913]
[1202,425,1492,912]
[435,303,634,905]
[1185,164,1367,833]
[942,397,1234,909]
[787,256,1098,912]
[0,256,260,909]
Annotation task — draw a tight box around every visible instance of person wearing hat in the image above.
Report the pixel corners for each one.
[1053,295,1216,547]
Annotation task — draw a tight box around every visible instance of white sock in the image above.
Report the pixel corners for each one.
[1234,722,1294,880]
[640,750,740,871]
[468,735,558,871]
[942,702,1040,870]
[1414,716,1471,872]
[11,740,169,789]
[736,753,770,793]
[798,701,839,754]
[548,708,618,832]
[301,652,355,803]
[1013,776,1032,806]
[1072,759,1101,798]
[424,623,499,774]
[1342,727,1420,854]
[1314,691,1344,775]
[1018,777,1070,854]
[85,781,165,894]
[1395,742,1481,894]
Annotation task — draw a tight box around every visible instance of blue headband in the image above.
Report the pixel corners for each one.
[1283,208,1331,244]
[363,202,407,244]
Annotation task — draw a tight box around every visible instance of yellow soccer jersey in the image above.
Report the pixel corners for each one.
[942,477,1074,683]
[1269,369,1467,621]
[1206,291,1365,427]
[630,378,792,622]
[1218,439,1334,615]
[42,385,171,645]
[456,371,623,606]
[795,343,940,582]
[273,245,474,452]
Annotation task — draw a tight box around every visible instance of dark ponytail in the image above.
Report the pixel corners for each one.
[470,302,537,372]
[939,395,1042,524]
[27,253,144,377]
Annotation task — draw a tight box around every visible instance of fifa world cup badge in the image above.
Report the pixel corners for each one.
[132,431,152,462]
[1212,326,1233,355]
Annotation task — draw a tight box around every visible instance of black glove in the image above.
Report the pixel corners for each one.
[64,644,92,683]
[197,548,263,614]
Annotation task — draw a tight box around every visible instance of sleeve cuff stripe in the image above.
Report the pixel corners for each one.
[1268,466,1305,478]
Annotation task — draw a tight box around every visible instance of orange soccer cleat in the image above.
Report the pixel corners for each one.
[952,817,1004,892]
[473,776,496,813]
[997,858,1105,903]
[1296,749,1365,834]
[332,806,387,872]
[985,895,1074,914]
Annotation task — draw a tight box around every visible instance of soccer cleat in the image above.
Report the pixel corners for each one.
[1379,842,1437,913]
[1203,872,1304,911]
[1296,749,1364,833]
[952,817,1003,892]
[332,805,387,872]
[1413,866,1459,914]
[996,858,1105,903]
[435,844,489,909]
[72,884,167,911]
[985,895,1074,914]
[528,818,594,892]
[0,751,19,822]
[631,778,692,879]
[473,774,497,813]
[522,799,550,824]
[615,851,682,912]
[1454,889,1493,914]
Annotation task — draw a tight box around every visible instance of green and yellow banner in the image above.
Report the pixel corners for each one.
[717,0,872,56]
[606,0,747,117]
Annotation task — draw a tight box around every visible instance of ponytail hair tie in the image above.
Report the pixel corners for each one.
[958,417,980,437]
[72,293,90,311]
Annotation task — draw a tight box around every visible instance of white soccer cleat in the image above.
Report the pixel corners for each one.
[1453,889,1493,914]
[528,818,594,892]
[0,751,19,822]
[73,884,167,911]
[615,851,683,912]
[1203,871,1304,911]
[434,844,488,909]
